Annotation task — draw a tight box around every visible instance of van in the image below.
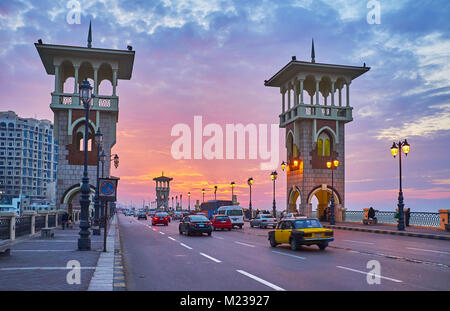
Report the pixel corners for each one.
[216,206,244,228]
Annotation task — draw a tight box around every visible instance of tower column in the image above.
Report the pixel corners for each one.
[299,79,304,105]
[315,79,320,106]
[281,90,285,113]
[113,69,118,96]
[287,87,291,110]
[94,67,99,96]
[346,82,351,107]
[339,88,342,107]
[293,82,298,106]
[54,65,60,93]
[331,80,335,106]
[74,65,79,94]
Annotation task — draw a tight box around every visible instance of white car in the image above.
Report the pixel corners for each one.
[216,206,244,228]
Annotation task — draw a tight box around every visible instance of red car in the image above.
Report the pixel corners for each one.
[152,212,169,226]
[210,215,232,231]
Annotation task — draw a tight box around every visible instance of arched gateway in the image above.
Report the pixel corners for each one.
[264,42,369,220]
[35,26,135,213]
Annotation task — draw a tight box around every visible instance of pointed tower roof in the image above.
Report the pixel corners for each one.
[87,20,92,48]
[311,38,315,63]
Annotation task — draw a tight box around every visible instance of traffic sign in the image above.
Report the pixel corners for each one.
[99,178,118,201]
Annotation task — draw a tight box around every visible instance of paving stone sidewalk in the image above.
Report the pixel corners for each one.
[0,216,119,291]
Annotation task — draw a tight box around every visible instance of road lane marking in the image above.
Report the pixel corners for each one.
[235,241,255,248]
[168,237,177,241]
[336,265,403,283]
[406,247,450,255]
[214,236,225,240]
[343,240,374,245]
[180,243,193,250]
[236,270,285,291]
[159,232,165,235]
[271,251,306,260]
[199,252,222,263]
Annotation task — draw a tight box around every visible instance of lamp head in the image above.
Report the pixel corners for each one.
[326,161,332,169]
[79,78,92,104]
[113,154,119,168]
[390,142,398,158]
[95,128,103,145]
[281,161,286,171]
[231,181,235,188]
[402,139,410,156]
[333,160,339,168]
[247,177,253,186]
[271,171,278,180]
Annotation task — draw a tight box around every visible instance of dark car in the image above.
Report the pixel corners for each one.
[137,211,147,220]
[179,215,212,236]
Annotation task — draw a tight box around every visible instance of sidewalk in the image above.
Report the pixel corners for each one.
[322,221,450,241]
[0,215,123,291]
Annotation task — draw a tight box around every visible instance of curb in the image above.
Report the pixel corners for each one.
[323,225,450,241]
[113,216,126,291]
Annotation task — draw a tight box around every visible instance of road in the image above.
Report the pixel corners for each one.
[118,214,450,291]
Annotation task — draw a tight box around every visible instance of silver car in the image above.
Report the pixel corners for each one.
[250,214,277,229]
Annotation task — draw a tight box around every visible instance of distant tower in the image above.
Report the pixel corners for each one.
[35,24,135,215]
[264,43,369,219]
[153,172,172,211]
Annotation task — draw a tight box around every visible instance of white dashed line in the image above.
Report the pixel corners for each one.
[199,253,222,263]
[343,240,374,245]
[168,237,177,241]
[235,241,255,248]
[214,236,225,240]
[236,270,285,291]
[180,243,193,250]
[159,232,165,235]
[406,247,450,255]
[336,265,403,283]
[271,250,306,260]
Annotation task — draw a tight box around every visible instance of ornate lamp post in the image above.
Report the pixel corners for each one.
[78,78,93,251]
[202,189,205,203]
[214,186,217,201]
[270,171,277,218]
[230,181,236,202]
[93,128,103,235]
[326,159,339,225]
[188,192,191,212]
[391,139,410,231]
[247,177,253,220]
[281,161,286,171]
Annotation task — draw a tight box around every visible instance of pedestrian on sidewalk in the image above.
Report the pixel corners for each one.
[405,208,410,227]
[62,212,69,230]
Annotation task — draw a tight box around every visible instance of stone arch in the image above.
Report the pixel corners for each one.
[288,186,302,213]
[61,183,96,215]
[314,126,338,146]
[286,130,295,161]
[307,185,341,221]
[78,61,94,84]
[98,62,113,95]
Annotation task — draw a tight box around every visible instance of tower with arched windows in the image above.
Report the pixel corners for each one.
[35,28,135,214]
[264,45,369,219]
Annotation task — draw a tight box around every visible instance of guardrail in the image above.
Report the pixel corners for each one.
[339,210,441,228]
[0,212,64,241]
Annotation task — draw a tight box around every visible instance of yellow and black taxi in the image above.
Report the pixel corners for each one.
[268,218,333,251]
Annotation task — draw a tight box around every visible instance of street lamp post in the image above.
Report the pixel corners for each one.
[202,189,205,203]
[326,159,339,225]
[214,186,217,201]
[230,182,235,203]
[188,192,191,212]
[78,78,93,251]
[93,128,103,235]
[391,139,410,231]
[270,171,277,218]
[247,177,253,220]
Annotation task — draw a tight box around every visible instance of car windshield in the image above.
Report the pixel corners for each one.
[190,216,209,222]
[155,213,168,217]
[261,215,273,218]
[294,219,322,229]
[227,210,243,216]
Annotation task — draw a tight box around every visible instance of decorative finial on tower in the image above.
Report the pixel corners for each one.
[87,20,92,48]
[311,38,315,63]
[162,171,164,176]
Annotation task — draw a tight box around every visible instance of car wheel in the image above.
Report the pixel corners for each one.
[179,228,183,235]
[186,229,191,236]
[250,223,253,228]
[269,236,278,248]
[290,239,299,251]
[239,225,243,229]
[207,232,212,236]
[228,228,231,231]
[318,243,328,251]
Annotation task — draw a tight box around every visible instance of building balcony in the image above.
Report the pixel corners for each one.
[279,103,353,127]
[50,92,119,112]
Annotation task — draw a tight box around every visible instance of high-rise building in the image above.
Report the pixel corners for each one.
[0,111,58,200]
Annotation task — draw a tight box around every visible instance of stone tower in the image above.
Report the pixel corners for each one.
[264,44,369,219]
[153,173,173,211]
[35,28,135,215]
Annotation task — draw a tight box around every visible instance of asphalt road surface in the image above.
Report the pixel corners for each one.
[118,214,450,291]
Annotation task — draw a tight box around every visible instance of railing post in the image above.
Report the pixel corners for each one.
[23,210,36,235]
[10,213,16,241]
[439,209,450,231]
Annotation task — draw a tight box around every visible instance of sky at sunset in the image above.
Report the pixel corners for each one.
[0,0,449,212]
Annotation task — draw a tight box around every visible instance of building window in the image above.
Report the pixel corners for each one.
[317,132,331,157]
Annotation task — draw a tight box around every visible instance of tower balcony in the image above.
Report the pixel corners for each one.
[279,103,352,128]
[50,92,118,112]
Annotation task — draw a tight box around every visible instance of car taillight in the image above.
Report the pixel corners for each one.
[164,217,168,220]
[153,217,158,220]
